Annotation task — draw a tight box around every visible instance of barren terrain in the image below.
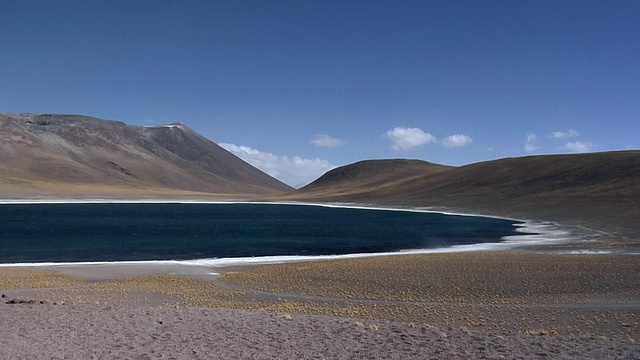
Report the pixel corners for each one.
[1,252,639,359]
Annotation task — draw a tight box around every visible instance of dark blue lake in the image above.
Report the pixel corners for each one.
[0,203,522,263]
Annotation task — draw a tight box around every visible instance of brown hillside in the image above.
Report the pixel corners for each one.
[291,151,640,239]
[0,113,292,197]
[300,159,452,195]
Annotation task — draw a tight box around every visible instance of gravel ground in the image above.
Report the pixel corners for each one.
[1,252,639,359]
[0,304,638,360]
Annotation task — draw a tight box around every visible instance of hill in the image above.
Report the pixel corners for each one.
[0,113,292,197]
[301,159,452,195]
[290,151,640,239]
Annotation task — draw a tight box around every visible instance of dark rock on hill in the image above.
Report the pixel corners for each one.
[0,113,292,197]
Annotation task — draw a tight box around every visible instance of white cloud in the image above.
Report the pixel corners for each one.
[551,129,580,139]
[384,127,436,151]
[311,134,344,148]
[442,134,473,148]
[524,133,539,152]
[220,143,335,188]
[560,141,595,153]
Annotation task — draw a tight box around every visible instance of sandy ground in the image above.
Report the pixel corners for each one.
[1,305,638,360]
[1,253,639,359]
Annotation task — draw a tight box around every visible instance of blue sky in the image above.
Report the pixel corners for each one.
[1,1,638,187]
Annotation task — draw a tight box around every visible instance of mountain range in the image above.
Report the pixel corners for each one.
[289,151,640,239]
[0,113,291,197]
[1,113,638,240]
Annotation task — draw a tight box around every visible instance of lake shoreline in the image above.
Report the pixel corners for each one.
[1,198,638,358]
[0,199,629,270]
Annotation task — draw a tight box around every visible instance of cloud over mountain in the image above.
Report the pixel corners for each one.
[311,134,344,148]
[443,134,473,148]
[561,141,596,153]
[220,143,335,188]
[385,127,437,151]
[551,129,580,139]
[524,133,539,153]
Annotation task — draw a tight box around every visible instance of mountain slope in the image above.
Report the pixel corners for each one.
[0,113,292,197]
[299,159,453,196]
[291,151,640,238]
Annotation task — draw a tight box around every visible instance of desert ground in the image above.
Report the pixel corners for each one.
[1,251,639,359]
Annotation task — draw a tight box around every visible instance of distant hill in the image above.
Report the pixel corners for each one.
[290,151,640,239]
[301,159,452,196]
[0,113,292,197]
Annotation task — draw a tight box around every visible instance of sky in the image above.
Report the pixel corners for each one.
[1,0,638,187]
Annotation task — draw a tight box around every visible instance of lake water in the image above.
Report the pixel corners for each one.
[0,203,522,263]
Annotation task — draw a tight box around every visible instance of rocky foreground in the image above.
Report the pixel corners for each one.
[1,304,638,360]
[1,253,639,359]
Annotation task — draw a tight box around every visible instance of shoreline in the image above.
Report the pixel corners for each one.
[0,199,629,271]
[1,198,638,357]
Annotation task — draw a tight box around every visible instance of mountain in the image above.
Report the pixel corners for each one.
[0,113,292,197]
[290,151,640,238]
[300,159,452,196]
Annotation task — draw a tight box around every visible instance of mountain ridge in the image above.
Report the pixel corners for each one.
[0,113,292,197]
[287,151,640,239]
[301,158,453,196]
